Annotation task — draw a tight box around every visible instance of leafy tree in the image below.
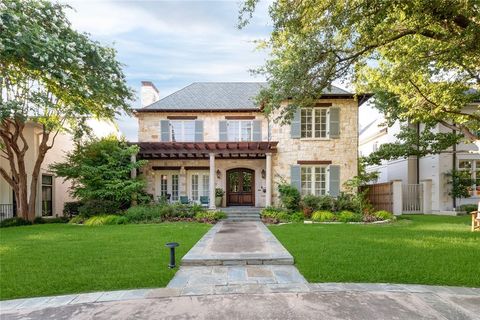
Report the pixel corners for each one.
[239,0,480,146]
[446,169,476,200]
[51,136,146,207]
[0,0,133,220]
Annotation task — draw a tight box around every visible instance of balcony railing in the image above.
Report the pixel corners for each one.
[0,204,14,221]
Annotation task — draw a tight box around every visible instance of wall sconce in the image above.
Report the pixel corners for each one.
[261,169,266,179]
[216,169,221,179]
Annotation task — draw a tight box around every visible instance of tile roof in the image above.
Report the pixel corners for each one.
[138,82,353,111]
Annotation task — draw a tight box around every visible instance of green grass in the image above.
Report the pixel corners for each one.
[0,223,210,300]
[270,215,480,287]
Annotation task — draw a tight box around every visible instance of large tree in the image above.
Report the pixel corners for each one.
[239,0,480,147]
[0,0,134,220]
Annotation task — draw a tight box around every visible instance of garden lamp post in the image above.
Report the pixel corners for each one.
[165,242,179,268]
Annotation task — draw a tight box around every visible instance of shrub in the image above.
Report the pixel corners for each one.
[69,215,86,224]
[312,210,335,222]
[63,201,84,217]
[289,211,305,222]
[123,205,164,223]
[33,217,68,224]
[195,211,226,223]
[215,188,225,197]
[333,193,356,212]
[84,215,127,226]
[301,195,335,213]
[78,200,122,217]
[337,210,362,223]
[362,214,379,223]
[278,184,301,211]
[374,210,394,221]
[458,204,478,213]
[0,217,32,228]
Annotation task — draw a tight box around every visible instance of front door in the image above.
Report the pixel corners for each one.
[227,168,255,206]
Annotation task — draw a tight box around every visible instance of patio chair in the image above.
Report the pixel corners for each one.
[471,204,480,232]
[179,196,190,205]
[199,196,209,207]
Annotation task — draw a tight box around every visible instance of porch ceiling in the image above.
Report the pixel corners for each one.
[135,141,278,160]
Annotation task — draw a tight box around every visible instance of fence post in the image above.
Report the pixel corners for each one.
[392,180,403,216]
[421,179,432,214]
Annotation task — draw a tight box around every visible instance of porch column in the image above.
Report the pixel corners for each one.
[209,153,216,210]
[266,153,272,207]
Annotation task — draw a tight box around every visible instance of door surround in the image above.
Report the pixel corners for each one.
[226,168,255,206]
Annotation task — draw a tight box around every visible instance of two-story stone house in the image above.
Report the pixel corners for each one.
[135,81,369,209]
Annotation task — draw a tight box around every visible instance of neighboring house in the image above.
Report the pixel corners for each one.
[134,81,369,208]
[359,104,480,213]
[0,122,76,220]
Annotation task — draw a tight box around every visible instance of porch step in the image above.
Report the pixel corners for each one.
[224,212,261,222]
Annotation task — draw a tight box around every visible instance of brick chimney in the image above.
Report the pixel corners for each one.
[140,81,160,107]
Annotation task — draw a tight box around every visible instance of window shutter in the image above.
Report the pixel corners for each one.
[290,165,301,192]
[219,120,228,141]
[252,120,262,141]
[290,108,301,139]
[328,165,341,197]
[194,120,204,142]
[160,120,170,142]
[329,107,340,138]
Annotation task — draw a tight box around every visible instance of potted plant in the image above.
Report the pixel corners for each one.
[215,188,224,207]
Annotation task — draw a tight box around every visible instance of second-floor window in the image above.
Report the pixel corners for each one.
[170,120,195,142]
[301,108,328,138]
[227,120,253,141]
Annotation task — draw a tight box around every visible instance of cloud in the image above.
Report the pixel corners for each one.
[62,0,273,140]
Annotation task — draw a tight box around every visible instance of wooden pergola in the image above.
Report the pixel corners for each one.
[135,141,278,160]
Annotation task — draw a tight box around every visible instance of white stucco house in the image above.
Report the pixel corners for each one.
[359,103,480,214]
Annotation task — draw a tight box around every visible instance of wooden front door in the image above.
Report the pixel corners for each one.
[227,168,255,206]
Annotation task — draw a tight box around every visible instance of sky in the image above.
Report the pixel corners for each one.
[63,0,377,140]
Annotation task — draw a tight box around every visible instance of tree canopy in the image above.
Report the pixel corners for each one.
[240,0,480,143]
[0,0,134,219]
[51,136,146,206]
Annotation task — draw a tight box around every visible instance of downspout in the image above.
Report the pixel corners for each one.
[452,125,457,209]
[416,123,420,184]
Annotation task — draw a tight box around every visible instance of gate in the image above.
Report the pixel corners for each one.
[402,184,423,213]
[360,182,393,212]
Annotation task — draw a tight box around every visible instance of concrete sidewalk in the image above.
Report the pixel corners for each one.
[2,285,479,320]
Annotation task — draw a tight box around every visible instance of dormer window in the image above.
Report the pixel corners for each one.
[170,120,195,142]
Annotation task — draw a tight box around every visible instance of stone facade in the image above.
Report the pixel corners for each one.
[137,98,358,207]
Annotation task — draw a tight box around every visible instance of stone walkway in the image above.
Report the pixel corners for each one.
[1,284,479,319]
[181,221,293,266]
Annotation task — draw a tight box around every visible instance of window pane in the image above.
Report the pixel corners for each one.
[170,121,182,142]
[183,121,195,141]
[229,172,240,192]
[191,175,199,201]
[171,175,179,201]
[301,109,312,138]
[459,160,472,170]
[42,175,53,185]
[242,172,253,192]
[202,175,209,197]
[240,121,252,141]
[314,167,326,196]
[42,186,52,216]
[160,175,168,196]
[314,109,327,138]
[228,121,240,141]
[301,167,312,195]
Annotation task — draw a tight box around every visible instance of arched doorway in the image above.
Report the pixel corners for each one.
[226,168,255,206]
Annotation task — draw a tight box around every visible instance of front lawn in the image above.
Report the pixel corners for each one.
[270,215,480,287]
[0,223,210,300]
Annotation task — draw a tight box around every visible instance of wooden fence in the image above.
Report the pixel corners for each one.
[359,182,393,212]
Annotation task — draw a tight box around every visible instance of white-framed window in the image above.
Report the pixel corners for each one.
[301,108,328,138]
[188,171,210,202]
[155,171,180,202]
[301,166,327,196]
[227,120,253,141]
[170,120,195,142]
[458,159,480,197]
